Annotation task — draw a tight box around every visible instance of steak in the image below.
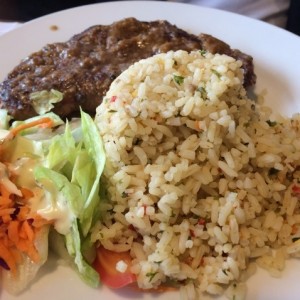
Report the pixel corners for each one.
[0,18,256,120]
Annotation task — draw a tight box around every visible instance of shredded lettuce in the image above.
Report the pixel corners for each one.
[33,110,105,287]
[46,122,77,171]
[30,89,63,115]
[0,109,12,129]
[11,112,64,136]
[1,110,104,290]
[65,221,100,287]
[78,110,106,236]
[34,167,100,287]
[1,113,64,162]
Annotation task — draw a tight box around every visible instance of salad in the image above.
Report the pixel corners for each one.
[0,109,109,294]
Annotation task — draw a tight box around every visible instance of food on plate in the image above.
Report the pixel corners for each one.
[93,246,136,289]
[0,116,55,294]
[0,18,256,121]
[0,111,105,294]
[0,16,299,299]
[93,50,300,299]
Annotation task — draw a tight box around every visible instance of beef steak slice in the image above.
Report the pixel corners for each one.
[0,18,256,120]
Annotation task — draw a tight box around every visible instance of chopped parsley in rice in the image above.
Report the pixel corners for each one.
[93,50,300,299]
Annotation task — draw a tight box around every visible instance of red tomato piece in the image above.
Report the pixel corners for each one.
[94,246,136,289]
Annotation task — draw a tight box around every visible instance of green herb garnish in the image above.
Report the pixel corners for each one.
[173,74,184,85]
[266,120,277,127]
[197,86,207,99]
[211,69,221,78]
[121,191,128,198]
[133,138,142,145]
[199,49,207,56]
[268,168,279,176]
[146,272,158,282]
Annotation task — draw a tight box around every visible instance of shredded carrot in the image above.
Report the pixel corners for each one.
[0,241,17,274]
[0,118,55,275]
[17,206,31,220]
[8,221,20,244]
[19,187,34,200]
[8,117,54,138]
[0,196,12,207]
[22,220,35,242]
[0,208,15,217]
[32,218,52,228]
[2,214,12,224]
[11,247,22,265]
[0,184,11,198]
[0,163,52,276]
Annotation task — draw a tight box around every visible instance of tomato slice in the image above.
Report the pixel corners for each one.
[93,246,136,289]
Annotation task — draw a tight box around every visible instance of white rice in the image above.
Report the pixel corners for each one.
[93,50,300,299]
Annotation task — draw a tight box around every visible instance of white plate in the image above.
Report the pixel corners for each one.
[1,1,300,299]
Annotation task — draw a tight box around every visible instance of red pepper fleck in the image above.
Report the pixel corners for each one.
[128,224,136,232]
[198,218,206,226]
[190,229,195,238]
[185,256,193,265]
[110,96,117,103]
[292,184,300,194]
[142,205,147,215]
[200,257,205,266]
[292,224,298,235]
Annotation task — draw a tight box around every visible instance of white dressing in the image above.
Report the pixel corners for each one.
[9,157,38,190]
[30,178,76,235]
[0,161,22,196]
[1,133,74,235]
[1,135,44,163]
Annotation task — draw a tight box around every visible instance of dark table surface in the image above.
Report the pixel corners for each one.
[0,0,113,21]
[0,0,299,36]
